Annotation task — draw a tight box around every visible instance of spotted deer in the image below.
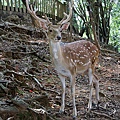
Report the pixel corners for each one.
[26,0,100,118]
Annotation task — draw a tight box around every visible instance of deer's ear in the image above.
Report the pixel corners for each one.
[60,22,70,31]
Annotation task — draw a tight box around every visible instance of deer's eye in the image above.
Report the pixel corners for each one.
[49,29,53,32]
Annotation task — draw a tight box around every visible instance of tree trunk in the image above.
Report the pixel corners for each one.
[87,0,101,50]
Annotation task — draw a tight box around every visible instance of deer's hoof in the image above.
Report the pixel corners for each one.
[86,106,91,113]
[92,102,97,107]
[59,110,67,115]
[91,101,101,110]
[73,116,77,120]
[96,101,101,109]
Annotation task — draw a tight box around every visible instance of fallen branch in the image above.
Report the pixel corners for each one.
[24,68,43,88]
[0,21,45,37]
[91,111,115,120]
[23,94,48,102]
[0,21,32,31]
[101,48,118,54]
[7,116,14,120]
[28,108,55,120]
[101,48,120,58]
[0,83,9,93]
[24,68,60,95]
[0,105,19,114]
[11,97,29,110]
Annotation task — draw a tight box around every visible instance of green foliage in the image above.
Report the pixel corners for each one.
[73,0,120,52]
[2,0,24,8]
[110,2,120,52]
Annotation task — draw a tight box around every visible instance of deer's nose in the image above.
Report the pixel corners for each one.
[57,36,61,40]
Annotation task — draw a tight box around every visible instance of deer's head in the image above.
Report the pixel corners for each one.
[26,0,73,42]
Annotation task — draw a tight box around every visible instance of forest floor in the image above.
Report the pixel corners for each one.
[0,12,120,120]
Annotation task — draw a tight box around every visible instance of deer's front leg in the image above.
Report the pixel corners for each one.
[70,75,77,118]
[59,75,66,113]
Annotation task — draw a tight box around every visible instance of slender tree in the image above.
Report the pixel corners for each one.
[74,0,114,47]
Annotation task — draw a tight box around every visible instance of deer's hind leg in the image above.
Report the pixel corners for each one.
[88,68,93,111]
[70,74,77,118]
[93,74,99,104]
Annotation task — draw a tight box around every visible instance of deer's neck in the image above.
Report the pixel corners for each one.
[49,40,63,63]
[49,40,71,77]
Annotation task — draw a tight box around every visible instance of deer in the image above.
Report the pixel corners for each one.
[26,0,100,118]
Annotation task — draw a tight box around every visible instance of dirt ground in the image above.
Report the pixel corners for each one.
[0,12,120,120]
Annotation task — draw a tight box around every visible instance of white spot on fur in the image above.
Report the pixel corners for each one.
[84,55,88,57]
[83,61,90,66]
[71,59,76,66]
[88,47,90,49]
[79,62,84,65]
[80,56,85,59]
